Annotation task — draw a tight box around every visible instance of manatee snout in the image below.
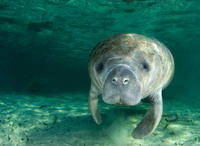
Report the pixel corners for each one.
[102,64,141,106]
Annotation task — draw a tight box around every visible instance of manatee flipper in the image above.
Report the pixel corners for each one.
[133,89,163,139]
[88,84,102,124]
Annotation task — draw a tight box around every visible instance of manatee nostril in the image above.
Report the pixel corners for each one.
[123,78,129,85]
[112,77,118,85]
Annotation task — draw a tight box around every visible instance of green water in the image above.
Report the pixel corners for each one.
[0,0,200,145]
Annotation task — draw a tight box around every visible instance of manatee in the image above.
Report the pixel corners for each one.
[88,33,174,138]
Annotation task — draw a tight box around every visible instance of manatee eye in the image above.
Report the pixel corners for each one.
[142,62,150,71]
[96,62,104,73]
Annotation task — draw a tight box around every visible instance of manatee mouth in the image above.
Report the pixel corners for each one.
[110,95,127,106]
[116,103,126,106]
[102,94,141,106]
[116,99,126,106]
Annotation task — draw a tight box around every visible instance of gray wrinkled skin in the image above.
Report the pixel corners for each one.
[88,33,174,139]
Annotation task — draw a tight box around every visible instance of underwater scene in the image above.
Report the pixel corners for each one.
[0,0,200,145]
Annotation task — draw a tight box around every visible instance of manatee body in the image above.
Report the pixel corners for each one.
[88,33,174,138]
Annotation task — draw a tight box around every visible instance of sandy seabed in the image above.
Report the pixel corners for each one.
[0,93,199,146]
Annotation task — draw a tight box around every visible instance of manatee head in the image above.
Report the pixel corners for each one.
[95,55,143,106]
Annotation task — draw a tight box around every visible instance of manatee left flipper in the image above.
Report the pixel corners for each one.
[133,89,163,139]
[88,84,102,125]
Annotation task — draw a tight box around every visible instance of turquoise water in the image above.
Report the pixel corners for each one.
[0,0,200,145]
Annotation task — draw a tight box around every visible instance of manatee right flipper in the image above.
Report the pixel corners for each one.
[88,84,102,125]
[133,89,163,139]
